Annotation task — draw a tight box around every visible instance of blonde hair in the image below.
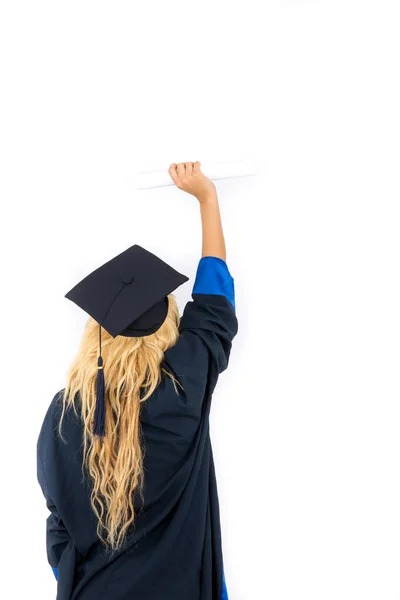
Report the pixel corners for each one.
[59,294,182,551]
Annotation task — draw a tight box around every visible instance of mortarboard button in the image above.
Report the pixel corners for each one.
[122,275,134,285]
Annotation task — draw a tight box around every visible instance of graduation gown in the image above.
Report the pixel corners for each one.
[37,256,238,600]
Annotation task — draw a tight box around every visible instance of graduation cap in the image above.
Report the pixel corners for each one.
[65,244,189,437]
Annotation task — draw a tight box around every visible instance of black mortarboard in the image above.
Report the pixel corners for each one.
[65,244,189,437]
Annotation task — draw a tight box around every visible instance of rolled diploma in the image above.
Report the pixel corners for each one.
[135,160,255,190]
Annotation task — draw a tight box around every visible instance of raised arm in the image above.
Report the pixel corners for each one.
[168,161,226,261]
[167,160,237,376]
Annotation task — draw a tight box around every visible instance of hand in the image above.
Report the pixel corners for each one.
[168,161,216,203]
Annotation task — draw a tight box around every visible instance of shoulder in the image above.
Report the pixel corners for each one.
[37,389,80,455]
[163,327,211,386]
[36,390,64,476]
[38,389,64,433]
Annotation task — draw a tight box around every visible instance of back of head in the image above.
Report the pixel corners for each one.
[59,294,180,551]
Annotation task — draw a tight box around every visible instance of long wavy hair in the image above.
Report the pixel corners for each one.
[59,294,181,551]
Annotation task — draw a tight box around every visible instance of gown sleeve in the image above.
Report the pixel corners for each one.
[37,436,71,581]
[143,256,238,468]
[178,256,238,375]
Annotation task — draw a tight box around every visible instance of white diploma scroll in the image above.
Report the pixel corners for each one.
[135,160,255,190]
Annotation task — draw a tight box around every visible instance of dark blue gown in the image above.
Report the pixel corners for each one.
[37,256,238,600]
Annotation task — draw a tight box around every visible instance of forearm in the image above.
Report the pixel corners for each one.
[199,192,226,262]
[167,162,227,261]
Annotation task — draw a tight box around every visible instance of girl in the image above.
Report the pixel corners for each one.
[37,161,238,600]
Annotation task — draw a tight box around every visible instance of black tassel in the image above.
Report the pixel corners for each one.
[93,322,106,437]
[93,356,106,437]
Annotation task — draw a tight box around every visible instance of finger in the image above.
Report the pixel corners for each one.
[194,161,202,173]
[185,162,194,175]
[177,163,186,178]
[168,164,179,185]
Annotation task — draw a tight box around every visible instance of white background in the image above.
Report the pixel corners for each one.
[1,1,399,599]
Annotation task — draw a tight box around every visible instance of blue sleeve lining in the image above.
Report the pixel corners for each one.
[192,256,235,310]
[52,567,58,581]
[221,570,229,599]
